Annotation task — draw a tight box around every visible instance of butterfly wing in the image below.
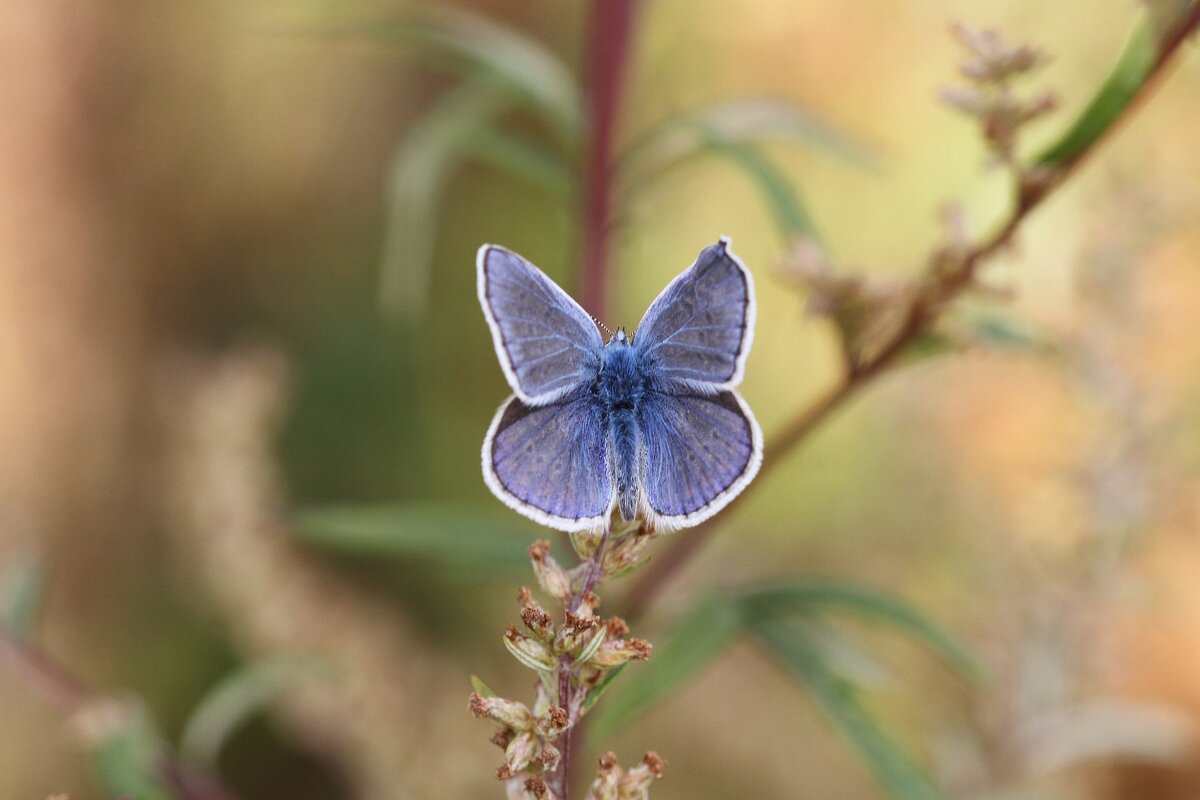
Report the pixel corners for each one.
[478,245,604,405]
[483,393,614,532]
[638,387,763,531]
[633,237,754,390]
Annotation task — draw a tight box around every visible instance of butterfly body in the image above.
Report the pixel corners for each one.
[478,238,763,533]
[591,334,649,521]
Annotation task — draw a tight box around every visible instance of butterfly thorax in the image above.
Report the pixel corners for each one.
[594,337,648,522]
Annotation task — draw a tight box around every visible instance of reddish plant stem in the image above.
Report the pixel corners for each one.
[1,625,240,800]
[0,625,91,717]
[579,0,638,326]
[620,8,1200,622]
[551,529,611,799]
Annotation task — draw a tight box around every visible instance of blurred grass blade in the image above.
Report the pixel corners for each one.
[90,702,174,800]
[180,657,326,769]
[464,127,574,198]
[620,98,874,191]
[377,69,573,320]
[378,76,510,320]
[1035,19,1157,167]
[293,503,534,572]
[968,314,1056,354]
[337,7,582,141]
[588,592,742,739]
[708,140,818,239]
[754,620,944,800]
[1,554,44,638]
[736,581,982,680]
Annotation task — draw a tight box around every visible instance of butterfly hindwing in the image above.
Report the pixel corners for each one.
[633,238,754,390]
[483,393,614,532]
[477,245,605,405]
[638,387,763,530]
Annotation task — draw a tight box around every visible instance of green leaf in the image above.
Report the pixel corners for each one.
[736,581,982,681]
[293,503,535,572]
[90,704,174,800]
[968,314,1055,354]
[620,99,874,192]
[180,657,327,768]
[1,554,44,638]
[754,620,944,800]
[463,127,574,198]
[588,591,743,739]
[706,140,818,239]
[377,76,512,320]
[471,674,499,698]
[582,663,628,715]
[1035,19,1157,167]
[327,7,582,141]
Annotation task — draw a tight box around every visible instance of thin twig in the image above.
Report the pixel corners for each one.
[621,9,1200,621]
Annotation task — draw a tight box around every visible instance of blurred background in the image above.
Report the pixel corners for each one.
[2,0,1200,798]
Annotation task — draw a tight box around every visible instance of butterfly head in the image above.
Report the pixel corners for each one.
[607,326,631,347]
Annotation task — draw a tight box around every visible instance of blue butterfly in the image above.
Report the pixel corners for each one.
[477,237,763,533]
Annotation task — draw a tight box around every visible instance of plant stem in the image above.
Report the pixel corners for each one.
[0,625,239,800]
[0,625,90,717]
[620,7,1200,621]
[551,529,612,799]
[579,0,638,326]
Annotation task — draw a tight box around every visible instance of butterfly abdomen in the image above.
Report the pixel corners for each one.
[595,341,648,523]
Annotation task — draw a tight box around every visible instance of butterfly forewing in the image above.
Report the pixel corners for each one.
[483,394,614,531]
[478,245,604,405]
[633,238,754,390]
[638,388,763,529]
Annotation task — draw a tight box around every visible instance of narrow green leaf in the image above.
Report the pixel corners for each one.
[706,140,817,239]
[378,76,511,320]
[292,503,533,572]
[180,657,327,768]
[736,581,982,681]
[90,704,174,800]
[1,554,44,638]
[588,591,743,739]
[323,7,582,141]
[754,620,944,800]
[582,663,628,715]
[619,98,874,192]
[1035,19,1157,167]
[969,314,1055,354]
[471,674,499,698]
[463,127,573,198]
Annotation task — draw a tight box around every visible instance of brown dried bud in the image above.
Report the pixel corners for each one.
[604,616,630,638]
[518,587,553,639]
[530,540,572,600]
[591,636,652,668]
[491,726,515,748]
[951,21,1048,83]
[525,775,556,799]
[565,610,599,634]
[469,691,535,731]
[588,752,622,800]
[620,751,668,793]
[503,731,538,776]
[504,626,558,672]
[535,705,570,739]
[531,742,561,772]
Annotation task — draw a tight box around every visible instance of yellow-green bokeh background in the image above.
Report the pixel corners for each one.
[3,1,1200,798]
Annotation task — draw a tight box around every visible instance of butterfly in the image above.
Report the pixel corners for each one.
[477,237,763,533]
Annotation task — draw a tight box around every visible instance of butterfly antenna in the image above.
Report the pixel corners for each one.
[592,316,612,337]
